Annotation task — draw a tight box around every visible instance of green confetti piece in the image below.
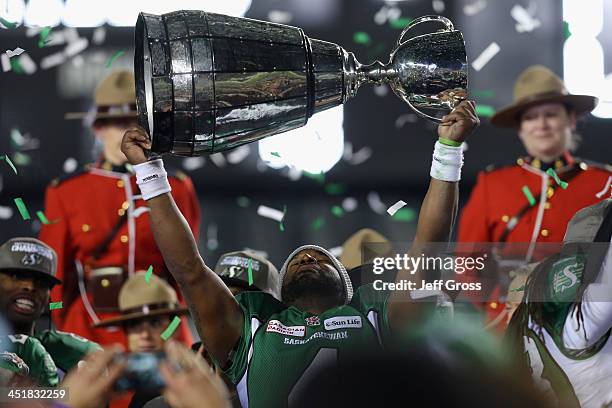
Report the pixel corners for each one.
[563,21,571,41]
[106,50,125,68]
[145,265,153,283]
[476,105,496,118]
[12,152,31,166]
[14,198,30,220]
[36,211,50,225]
[353,31,371,45]
[236,196,250,208]
[546,168,568,189]
[472,90,495,99]
[311,217,325,231]
[521,186,536,207]
[331,205,344,217]
[38,26,52,48]
[279,205,287,232]
[510,285,525,293]
[10,58,24,74]
[49,302,63,310]
[270,152,281,158]
[303,171,325,184]
[160,316,181,340]
[248,258,253,286]
[389,17,413,29]
[0,155,17,174]
[324,183,346,195]
[392,207,417,222]
[0,17,18,29]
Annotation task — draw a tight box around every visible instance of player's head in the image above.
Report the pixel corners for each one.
[0,238,60,330]
[279,245,353,308]
[95,271,187,352]
[214,250,280,298]
[490,65,597,160]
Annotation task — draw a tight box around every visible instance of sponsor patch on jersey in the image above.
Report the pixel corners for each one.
[266,320,305,337]
[305,316,320,326]
[550,255,585,300]
[324,316,362,330]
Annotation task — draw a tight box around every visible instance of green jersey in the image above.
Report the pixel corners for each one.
[0,331,100,387]
[224,284,391,408]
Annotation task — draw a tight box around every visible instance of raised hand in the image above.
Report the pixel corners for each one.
[437,100,480,143]
[121,127,152,166]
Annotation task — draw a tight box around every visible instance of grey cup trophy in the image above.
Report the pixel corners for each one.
[134,12,467,155]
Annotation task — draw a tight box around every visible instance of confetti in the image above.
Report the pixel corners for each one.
[595,176,611,198]
[248,258,254,286]
[353,31,371,45]
[12,152,31,166]
[63,158,78,173]
[160,316,181,340]
[432,0,445,13]
[464,0,487,16]
[546,168,568,189]
[268,10,293,24]
[38,27,52,48]
[144,265,153,283]
[511,4,541,33]
[349,147,372,165]
[0,17,17,29]
[472,90,495,99]
[106,50,125,68]
[49,302,63,310]
[392,207,417,222]
[324,183,346,195]
[510,285,525,293]
[563,21,571,41]
[367,191,387,214]
[374,5,400,25]
[40,52,66,70]
[331,206,344,217]
[476,105,496,118]
[387,200,407,216]
[279,205,287,231]
[13,198,31,220]
[182,157,205,171]
[237,196,250,208]
[390,17,413,29]
[36,211,50,225]
[271,152,281,158]
[10,57,23,74]
[0,155,17,174]
[5,47,24,58]
[226,145,250,164]
[521,186,536,207]
[342,197,358,212]
[329,246,343,258]
[0,54,10,72]
[15,53,36,75]
[257,205,285,222]
[210,153,226,168]
[373,84,389,97]
[311,217,325,231]
[395,113,418,128]
[0,206,13,220]
[64,38,89,58]
[92,27,106,45]
[472,42,500,72]
[206,223,219,251]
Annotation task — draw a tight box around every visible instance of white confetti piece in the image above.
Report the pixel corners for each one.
[373,84,389,97]
[464,0,487,16]
[92,27,106,45]
[132,207,151,218]
[471,42,499,72]
[64,38,88,58]
[343,141,353,162]
[511,4,541,33]
[342,197,358,212]
[268,10,293,24]
[63,157,78,173]
[0,205,13,220]
[25,26,44,37]
[329,246,343,258]
[226,145,250,164]
[10,128,39,150]
[257,205,285,222]
[0,53,10,72]
[394,113,418,128]
[210,153,226,168]
[595,176,611,198]
[349,147,372,165]
[288,166,302,181]
[40,52,66,70]
[46,31,67,47]
[367,191,387,214]
[5,47,24,58]
[387,200,407,216]
[17,53,36,74]
[71,55,84,67]
[63,28,80,44]
[432,0,445,13]
[182,157,205,171]
[206,223,218,251]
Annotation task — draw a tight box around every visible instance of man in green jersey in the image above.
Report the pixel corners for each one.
[121,100,479,407]
[0,237,100,386]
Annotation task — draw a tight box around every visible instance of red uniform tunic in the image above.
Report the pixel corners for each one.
[458,155,612,329]
[39,161,201,347]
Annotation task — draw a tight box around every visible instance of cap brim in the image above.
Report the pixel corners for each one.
[0,267,61,286]
[93,306,188,328]
[490,95,598,127]
[64,111,138,120]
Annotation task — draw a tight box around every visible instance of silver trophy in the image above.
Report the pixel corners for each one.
[134,12,467,155]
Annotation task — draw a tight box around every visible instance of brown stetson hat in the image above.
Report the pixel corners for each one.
[340,228,392,271]
[490,65,598,128]
[94,271,187,328]
[65,69,138,121]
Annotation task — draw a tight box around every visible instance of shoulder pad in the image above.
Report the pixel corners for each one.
[576,158,612,173]
[49,165,91,187]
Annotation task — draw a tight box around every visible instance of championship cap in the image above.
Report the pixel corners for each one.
[214,250,280,297]
[0,238,61,286]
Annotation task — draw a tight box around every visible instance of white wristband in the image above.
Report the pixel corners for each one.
[430,141,464,182]
[133,159,171,200]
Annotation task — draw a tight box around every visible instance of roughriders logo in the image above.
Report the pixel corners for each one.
[305,316,320,326]
[21,253,43,266]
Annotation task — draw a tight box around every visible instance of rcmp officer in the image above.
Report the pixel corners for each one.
[39,70,200,346]
[457,65,612,329]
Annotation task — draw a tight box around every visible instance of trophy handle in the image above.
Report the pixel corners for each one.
[396,15,455,48]
[405,98,444,123]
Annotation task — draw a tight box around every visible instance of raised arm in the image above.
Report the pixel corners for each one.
[388,100,479,330]
[121,129,243,366]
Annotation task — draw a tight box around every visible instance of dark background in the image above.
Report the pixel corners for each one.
[1,0,610,267]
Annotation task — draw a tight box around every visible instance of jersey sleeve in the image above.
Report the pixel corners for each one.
[35,330,101,373]
[0,335,59,387]
[350,284,392,345]
[222,292,285,384]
